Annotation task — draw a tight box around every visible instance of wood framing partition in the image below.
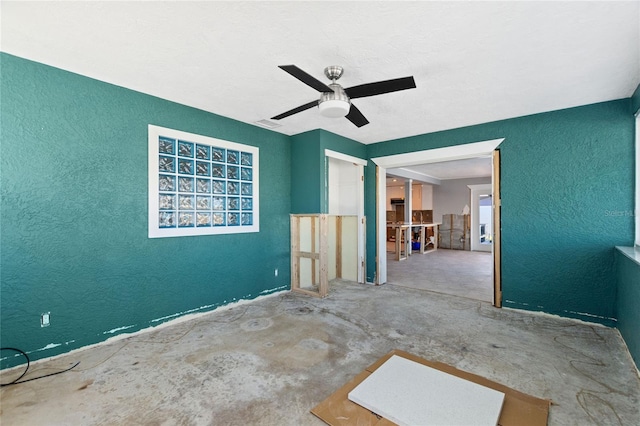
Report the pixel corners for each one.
[493,150,502,307]
[290,214,358,298]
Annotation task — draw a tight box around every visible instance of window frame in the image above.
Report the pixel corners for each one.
[148,125,259,238]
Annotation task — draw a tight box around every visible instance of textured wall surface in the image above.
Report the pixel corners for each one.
[290,130,322,214]
[2,52,636,368]
[631,84,640,114]
[366,100,635,325]
[290,129,366,214]
[0,54,291,366]
[615,249,640,367]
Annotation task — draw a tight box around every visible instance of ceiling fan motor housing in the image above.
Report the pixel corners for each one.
[324,65,344,81]
[319,83,350,117]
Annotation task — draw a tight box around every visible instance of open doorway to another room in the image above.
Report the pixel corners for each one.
[479,195,493,247]
[469,184,493,253]
[372,139,503,305]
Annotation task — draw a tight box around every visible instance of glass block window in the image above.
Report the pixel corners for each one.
[148,125,259,237]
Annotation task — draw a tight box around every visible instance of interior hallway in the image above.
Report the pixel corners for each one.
[387,247,493,302]
[1,281,639,425]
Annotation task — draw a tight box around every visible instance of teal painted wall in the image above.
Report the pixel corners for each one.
[290,129,366,214]
[366,100,635,325]
[615,249,640,368]
[631,83,640,114]
[2,51,636,368]
[364,160,378,281]
[319,130,367,159]
[290,130,322,214]
[0,54,291,366]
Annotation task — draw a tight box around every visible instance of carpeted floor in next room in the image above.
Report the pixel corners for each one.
[1,281,639,425]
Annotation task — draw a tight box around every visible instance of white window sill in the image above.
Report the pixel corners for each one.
[616,246,640,266]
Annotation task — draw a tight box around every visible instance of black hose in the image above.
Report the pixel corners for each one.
[1,347,79,386]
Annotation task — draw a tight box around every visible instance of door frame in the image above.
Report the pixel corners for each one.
[493,149,502,307]
[371,138,504,306]
[468,184,493,252]
[325,149,367,283]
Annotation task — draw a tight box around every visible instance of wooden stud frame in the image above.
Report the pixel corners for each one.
[290,214,357,298]
[291,214,328,297]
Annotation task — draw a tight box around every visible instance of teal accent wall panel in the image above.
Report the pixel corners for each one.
[0,53,291,366]
[319,130,367,159]
[366,100,634,325]
[290,130,322,213]
[364,161,378,283]
[291,129,366,214]
[615,249,640,368]
[631,83,640,114]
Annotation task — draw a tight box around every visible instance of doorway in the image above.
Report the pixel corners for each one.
[371,139,503,306]
[469,184,493,253]
[325,149,367,283]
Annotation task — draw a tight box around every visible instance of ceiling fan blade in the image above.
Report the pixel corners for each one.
[345,76,416,99]
[345,103,369,128]
[278,65,334,93]
[271,100,318,120]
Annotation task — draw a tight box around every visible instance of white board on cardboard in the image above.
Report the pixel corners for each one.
[348,355,505,426]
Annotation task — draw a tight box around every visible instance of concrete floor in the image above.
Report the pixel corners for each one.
[1,281,639,425]
[387,247,493,303]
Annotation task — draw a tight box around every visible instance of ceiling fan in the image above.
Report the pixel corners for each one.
[271,65,416,128]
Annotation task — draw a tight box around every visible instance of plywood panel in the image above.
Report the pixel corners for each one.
[493,150,502,307]
[290,215,300,292]
[291,214,323,296]
[328,215,337,281]
[298,257,316,290]
[411,183,422,210]
[341,216,359,282]
[299,216,312,252]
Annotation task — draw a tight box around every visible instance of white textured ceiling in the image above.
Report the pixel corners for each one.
[1,1,639,145]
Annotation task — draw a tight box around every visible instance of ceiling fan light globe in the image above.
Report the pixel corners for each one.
[319,99,350,118]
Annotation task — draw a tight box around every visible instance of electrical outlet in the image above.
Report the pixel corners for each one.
[41,312,50,327]
[274,268,278,277]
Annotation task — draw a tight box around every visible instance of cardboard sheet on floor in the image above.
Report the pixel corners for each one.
[311,349,550,426]
[348,355,505,426]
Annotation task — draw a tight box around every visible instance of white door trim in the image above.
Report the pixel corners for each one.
[325,149,368,166]
[376,166,387,284]
[325,151,367,283]
[468,184,493,252]
[371,139,504,168]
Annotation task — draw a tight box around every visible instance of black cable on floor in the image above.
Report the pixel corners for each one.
[1,347,79,387]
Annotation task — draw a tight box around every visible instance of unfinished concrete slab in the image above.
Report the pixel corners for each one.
[1,281,639,425]
[387,248,494,303]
